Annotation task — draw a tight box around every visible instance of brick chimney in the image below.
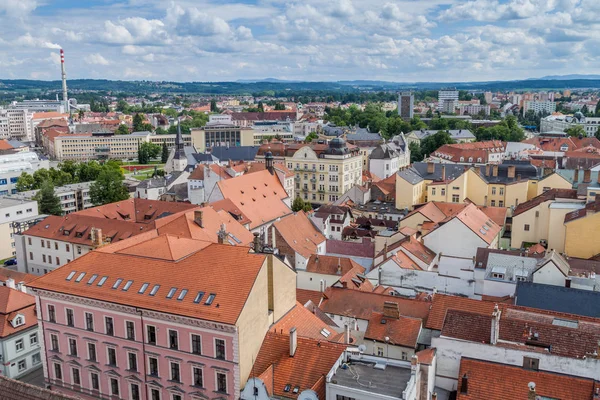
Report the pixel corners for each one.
[336,258,342,275]
[344,323,350,344]
[485,164,491,176]
[382,301,400,320]
[253,232,262,253]
[441,165,446,181]
[427,162,435,174]
[490,304,501,345]
[528,382,536,400]
[507,165,516,179]
[574,168,580,182]
[584,169,592,183]
[217,223,227,245]
[289,327,297,357]
[492,165,499,177]
[91,228,103,248]
[194,210,204,228]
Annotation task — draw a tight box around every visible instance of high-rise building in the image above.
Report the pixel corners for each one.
[398,92,414,120]
[484,91,493,104]
[438,88,459,111]
[191,115,254,152]
[0,109,34,141]
[523,101,556,115]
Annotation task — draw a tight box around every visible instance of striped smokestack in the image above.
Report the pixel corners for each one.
[60,49,69,113]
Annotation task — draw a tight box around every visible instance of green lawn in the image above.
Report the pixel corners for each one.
[122,161,165,166]
[129,168,164,181]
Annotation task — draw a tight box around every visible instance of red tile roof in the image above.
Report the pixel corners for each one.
[335,264,373,292]
[76,198,196,222]
[0,286,36,338]
[320,287,430,322]
[364,312,422,347]
[0,267,36,284]
[296,289,322,306]
[28,242,267,325]
[305,255,364,276]
[0,374,81,399]
[513,189,579,217]
[216,170,292,229]
[271,302,338,341]
[273,212,325,258]
[252,331,346,399]
[326,238,375,258]
[209,198,252,226]
[426,294,499,330]
[457,358,598,400]
[0,140,14,150]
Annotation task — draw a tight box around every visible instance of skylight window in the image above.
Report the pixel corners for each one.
[177,289,188,301]
[293,386,300,394]
[112,278,123,289]
[66,271,76,281]
[122,280,133,291]
[320,328,331,338]
[193,291,205,304]
[149,284,160,296]
[205,293,216,305]
[87,274,98,285]
[166,287,177,299]
[75,272,86,282]
[284,385,291,392]
[138,283,149,294]
[97,276,108,287]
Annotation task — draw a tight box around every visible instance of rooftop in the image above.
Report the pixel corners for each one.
[0,286,36,338]
[273,212,325,258]
[332,359,412,398]
[305,255,364,276]
[515,281,600,318]
[513,188,579,217]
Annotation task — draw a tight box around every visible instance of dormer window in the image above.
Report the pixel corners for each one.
[12,314,25,327]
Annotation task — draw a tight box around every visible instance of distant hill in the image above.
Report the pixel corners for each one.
[538,74,600,80]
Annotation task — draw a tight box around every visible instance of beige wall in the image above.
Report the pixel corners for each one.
[0,222,14,260]
[465,169,488,206]
[504,181,529,209]
[399,212,430,231]
[396,176,426,210]
[565,212,600,258]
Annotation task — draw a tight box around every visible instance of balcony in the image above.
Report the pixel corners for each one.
[302,187,309,192]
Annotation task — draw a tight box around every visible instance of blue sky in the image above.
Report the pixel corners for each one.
[0,0,599,82]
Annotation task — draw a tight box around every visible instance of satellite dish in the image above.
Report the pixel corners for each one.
[298,390,319,400]
[528,382,536,390]
[358,344,367,352]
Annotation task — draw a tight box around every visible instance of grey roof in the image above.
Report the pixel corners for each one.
[164,182,189,201]
[515,281,600,318]
[411,162,466,181]
[370,143,400,160]
[192,153,219,163]
[334,360,412,398]
[484,252,539,281]
[322,124,345,136]
[410,129,475,140]
[6,139,26,148]
[397,167,424,184]
[476,160,540,184]
[389,134,407,152]
[535,250,571,276]
[137,176,166,189]
[557,170,600,188]
[130,131,153,136]
[346,129,383,142]
[206,146,259,162]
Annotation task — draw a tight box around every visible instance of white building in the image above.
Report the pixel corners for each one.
[459,104,490,116]
[540,114,600,137]
[0,109,34,141]
[438,89,459,111]
[310,204,353,241]
[523,101,556,115]
[369,143,405,179]
[0,282,42,379]
[9,182,93,215]
[0,152,49,197]
[9,100,65,113]
[0,198,39,260]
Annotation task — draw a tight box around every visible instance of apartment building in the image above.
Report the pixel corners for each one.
[50,131,192,161]
[523,100,556,115]
[398,92,414,120]
[190,115,254,152]
[540,114,600,136]
[438,88,459,111]
[28,237,296,400]
[0,109,34,141]
[0,151,49,197]
[0,198,39,260]
[429,140,506,165]
[9,100,65,113]
[251,120,295,145]
[0,282,42,379]
[10,182,93,215]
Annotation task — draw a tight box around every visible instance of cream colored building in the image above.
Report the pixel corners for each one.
[0,198,39,260]
[52,131,191,161]
[284,138,363,204]
[191,115,254,152]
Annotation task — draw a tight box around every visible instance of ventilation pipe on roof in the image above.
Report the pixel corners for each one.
[336,258,341,275]
[344,324,350,345]
[528,382,536,400]
[289,327,297,357]
[5,278,15,290]
[490,303,501,345]
[319,279,325,293]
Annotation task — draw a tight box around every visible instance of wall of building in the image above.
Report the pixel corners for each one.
[532,262,566,286]
[17,235,86,275]
[395,177,425,210]
[364,340,415,361]
[565,211,600,258]
[423,218,489,259]
[504,181,529,209]
[0,325,41,379]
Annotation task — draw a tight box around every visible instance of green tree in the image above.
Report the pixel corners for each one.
[210,100,218,112]
[78,109,85,121]
[595,100,600,116]
[420,131,455,158]
[115,124,130,135]
[138,142,161,164]
[595,127,600,140]
[304,132,319,143]
[274,103,286,110]
[89,167,129,206]
[426,108,433,118]
[565,125,586,137]
[32,169,52,189]
[409,142,422,162]
[34,181,62,216]
[258,102,264,113]
[155,127,168,134]
[132,113,144,131]
[163,108,178,118]
[16,172,35,192]
[292,196,306,212]
[428,118,449,130]
[161,141,169,163]
[76,161,102,182]
[116,100,129,113]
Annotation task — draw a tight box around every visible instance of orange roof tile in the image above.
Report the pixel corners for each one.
[252,331,346,399]
[32,112,69,120]
[296,289,322,306]
[426,294,498,330]
[424,203,500,245]
[0,140,14,150]
[271,302,337,341]
[114,234,212,261]
[305,255,363,276]
[416,348,435,365]
[0,267,36,284]
[28,242,267,325]
[0,286,36,338]
[272,212,325,258]
[335,264,373,292]
[209,198,252,226]
[457,358,597,400]
[75,198,196,222]
[364,312,422,347]
[216,170,292,229]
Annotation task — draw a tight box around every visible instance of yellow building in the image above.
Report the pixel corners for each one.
[191,115,254,152]
[511,189,582,251]
[564,200,600,258]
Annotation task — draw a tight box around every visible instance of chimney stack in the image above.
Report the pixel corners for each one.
[528,382,536,400]
[253,232,262,253]
[507,165,516,179]
[91,228,103,248]
[5,278,15,290]
[490,303,501,345]
[565,277,572,288]
[217,223,227,245]
[289,327,297,357]
[492,165,499,177]
[485,164,491,176]
[194,210,204,228]
[265,151,275,175]
[17,282,26,293]
[382,301,400,320]
[441,165,446,181]
[336,258,342,275]
[427,162,435,174]
[574,168,580,183]
[584,169,592,183]
[60,49,69,113]
[432,394,438,400]
[344,324,350,344]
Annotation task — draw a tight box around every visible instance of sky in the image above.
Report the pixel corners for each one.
[0,0,599,83]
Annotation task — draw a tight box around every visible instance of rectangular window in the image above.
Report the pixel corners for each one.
[523,356,540,371]
[170,362,180,382]
[66,309,74,327]
[215,338,226,360]
[28,237,31,245]
[524,224,530,231]
[32,352,41,364]
[107,347,117,366]
[147,325,157,345]
[499,200,504,207]
[431,188,436,196]
[169,330,178,349]
[91,372,99,390]
[126,321,135,340]
[110,378,119,396]
[29,252,33,260]
[51,334,59,351]
[105,316,114,336]
[85,313,94,331]
[499,187,504,195]
[217,371,227,393]
[30,332,38,345]
[149,357,159,376]
[88,342,96,362]
[452,194,460,203]
[172,395,181,400]
[43,254,46,263]
[491,187,496,195]
[151,389,161,400]
[68,338,77,356]
[55,242,58,250]
[128,352,137,372]
[191,334,202,355]
[18,359,26,372]
[491,200,496,207]
[15,339,24,352]
[72,368,81,385]
[54,363,62,380]
[131,383,140,400]
[193,367,203,387]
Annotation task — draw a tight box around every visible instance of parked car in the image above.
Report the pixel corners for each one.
[3,258,17,266]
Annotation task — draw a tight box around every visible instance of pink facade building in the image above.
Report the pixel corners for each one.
[29,234,297,400]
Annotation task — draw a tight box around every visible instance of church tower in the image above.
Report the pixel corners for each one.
[171,119,188,172]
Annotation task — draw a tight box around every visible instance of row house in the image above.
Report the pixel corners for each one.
[29,236,296,400]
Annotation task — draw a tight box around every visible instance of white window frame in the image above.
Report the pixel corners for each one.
[32,352,41,365]
[17,359,26,372]
[214,338,226,360]
[30,332,38,346]
[71,366,81,385]
[190,333,202,355]
[15,338,24,352]
[125,320,136,341]
[192,366,204,387]
[109,377,120,396]
[215,370,228,394]
[130,382,141,400]
[170,361,181,382]
[106,346,117,367]
[89,372,100,392]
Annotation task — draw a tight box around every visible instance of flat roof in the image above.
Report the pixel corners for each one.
[0,197,37,208]
[333,361,412,398]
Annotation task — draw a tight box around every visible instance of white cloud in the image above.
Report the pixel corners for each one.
[14,33,61,49]
[85,53,110,65]
[0,0,37,18]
